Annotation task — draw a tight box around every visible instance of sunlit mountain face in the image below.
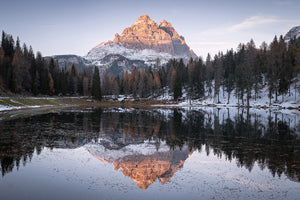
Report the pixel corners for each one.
[85,14,197,67]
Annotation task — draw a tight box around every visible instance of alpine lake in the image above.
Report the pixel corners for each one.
[1,106,300,200]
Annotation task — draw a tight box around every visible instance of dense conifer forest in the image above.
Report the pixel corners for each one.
[1,31,300,105]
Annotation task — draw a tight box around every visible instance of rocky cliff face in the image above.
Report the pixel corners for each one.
[112,15,196,58]
[85,14,197,67]
[284,26,300,42]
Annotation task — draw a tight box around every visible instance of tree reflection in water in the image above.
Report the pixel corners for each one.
[0,108,300,185]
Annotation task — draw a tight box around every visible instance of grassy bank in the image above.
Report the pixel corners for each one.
[0,96,168,112]
[0,97,63,107]
[0,96,167,120]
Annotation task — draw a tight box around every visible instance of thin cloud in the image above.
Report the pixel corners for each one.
[195,15,282,37]
[228,16,281,32]
[190,15,297,57]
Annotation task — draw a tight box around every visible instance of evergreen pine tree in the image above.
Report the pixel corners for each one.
[173,70,182,101]
[91,67,101,100]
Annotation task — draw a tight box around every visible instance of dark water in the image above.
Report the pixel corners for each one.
[1,107,300,199]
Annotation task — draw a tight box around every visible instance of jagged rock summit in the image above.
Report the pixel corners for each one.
[85,14,197,67]
[284,26,300,42]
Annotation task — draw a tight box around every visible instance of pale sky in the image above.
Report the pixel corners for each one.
[1,0,299,58]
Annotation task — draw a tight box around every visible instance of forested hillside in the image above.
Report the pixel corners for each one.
[0,31,101,99]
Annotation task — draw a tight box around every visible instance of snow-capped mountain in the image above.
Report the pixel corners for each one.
[284,26,300,42]
[47,15,197,76]
[85,14,197,67]
[85,42,175,66]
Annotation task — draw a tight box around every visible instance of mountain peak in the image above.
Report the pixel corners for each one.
[110,15,196,57]
[159,19,173,28]
[137,14,150,21]
[133,14,157,26]
[159,19,182,40]
[86,15,197,70]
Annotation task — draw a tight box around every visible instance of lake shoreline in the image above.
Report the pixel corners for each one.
[0,96,300,113]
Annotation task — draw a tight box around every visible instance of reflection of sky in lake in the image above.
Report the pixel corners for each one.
[1,145,299,200]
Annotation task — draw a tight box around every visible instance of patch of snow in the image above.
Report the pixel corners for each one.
[9,99,24,105]
[0,105,21,111]
[152,78,300,110]
[0,104,54,112]
[85,42,191,66]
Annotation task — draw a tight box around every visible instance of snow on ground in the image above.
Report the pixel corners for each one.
[0,97,58,100]
[0,105,54,112]
[153,79,300,109]
[0,97,62,112]
[0,105,22,111]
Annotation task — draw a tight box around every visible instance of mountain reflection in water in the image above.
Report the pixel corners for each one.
[87,140,191,189]
[1,108,300,189]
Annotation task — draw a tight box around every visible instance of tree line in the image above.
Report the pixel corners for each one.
[114,36,300,106]
[0,31,102,99]
[1,30,300,105]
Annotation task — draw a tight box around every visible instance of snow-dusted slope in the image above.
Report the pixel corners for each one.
[284,26,300,42]
[85,42,174,66]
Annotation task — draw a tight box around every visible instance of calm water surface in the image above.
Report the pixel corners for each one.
[1,107,300,199]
